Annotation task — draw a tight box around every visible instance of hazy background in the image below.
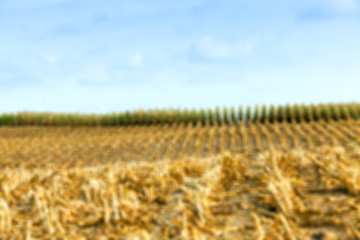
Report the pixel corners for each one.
[1,0,359,113]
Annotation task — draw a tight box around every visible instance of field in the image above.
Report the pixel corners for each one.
[1,104,360,239]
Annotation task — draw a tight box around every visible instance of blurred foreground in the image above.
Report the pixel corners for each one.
[0,146,360,239]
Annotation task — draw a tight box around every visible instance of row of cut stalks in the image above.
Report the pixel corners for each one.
[1,102,359,126]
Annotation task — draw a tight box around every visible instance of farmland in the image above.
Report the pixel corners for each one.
[1,103,360,239]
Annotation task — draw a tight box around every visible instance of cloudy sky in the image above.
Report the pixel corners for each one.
[1,0,359,113]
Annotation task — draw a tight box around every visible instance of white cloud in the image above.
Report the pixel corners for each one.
[297,0,358,20]
[309,0,359,14]
[116,1,208,16]
[71,65,125,86]
[40,53,59,64]
[243,43,254,55]
[40,65,124,86]
[327,0,358,12]
[189,37,254,62]
[194,37,232,60]
[131,53,143,66]
[147,69,186,86]
[79,64,111,84]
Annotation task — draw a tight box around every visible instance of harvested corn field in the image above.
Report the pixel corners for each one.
[2,119,360,167]
[1,103,360,239]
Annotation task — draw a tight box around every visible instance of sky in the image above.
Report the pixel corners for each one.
[0,0,360,114]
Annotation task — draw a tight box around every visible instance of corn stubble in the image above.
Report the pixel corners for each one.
[1,147,360,239]
[1,103,360,239]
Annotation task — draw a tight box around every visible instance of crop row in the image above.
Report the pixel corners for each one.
[1,102,359,126]
[2,119,360,169]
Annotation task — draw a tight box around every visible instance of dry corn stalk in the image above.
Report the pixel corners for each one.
[1,123,360,239]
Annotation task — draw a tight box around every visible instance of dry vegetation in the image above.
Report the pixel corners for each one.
[1,104,360,239]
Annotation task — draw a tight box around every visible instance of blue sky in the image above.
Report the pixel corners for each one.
[1,0,360,113]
